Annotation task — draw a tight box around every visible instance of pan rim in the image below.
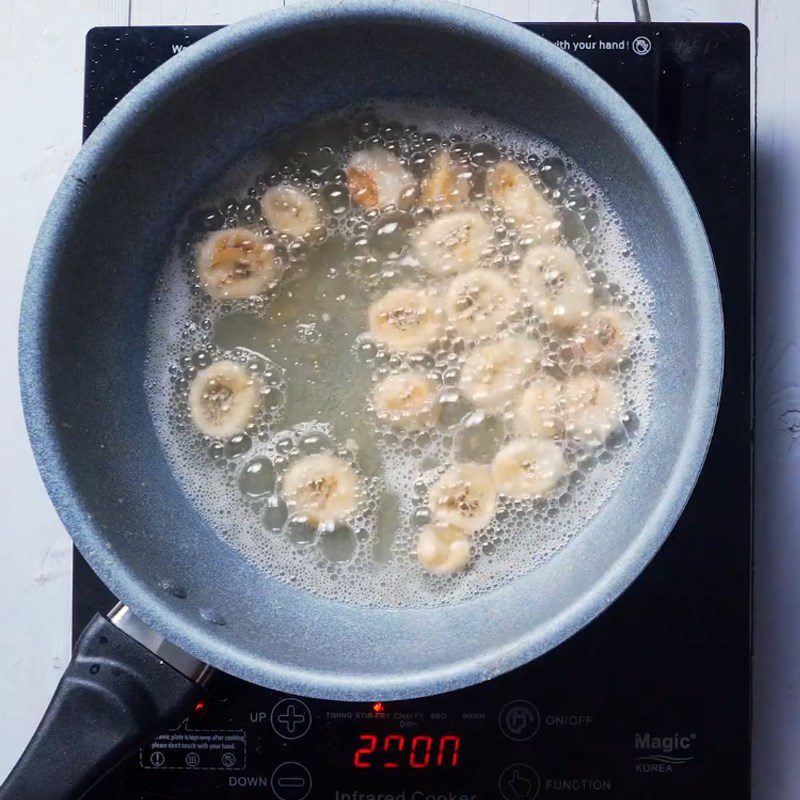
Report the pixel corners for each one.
[18,0,724,699]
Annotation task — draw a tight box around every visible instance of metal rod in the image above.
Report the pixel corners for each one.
[632,0,652,23]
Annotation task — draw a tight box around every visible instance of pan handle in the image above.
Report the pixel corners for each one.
[0,606,211,800]
[631,0,651,22]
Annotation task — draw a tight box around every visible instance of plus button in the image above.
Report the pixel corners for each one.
[278,703,306,734]
[271,698,312,740]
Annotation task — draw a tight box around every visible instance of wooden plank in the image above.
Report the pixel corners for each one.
[603,0,754,21]
[0,0,129,781]
[456,0,594,20]
[131,0,283,24]
[278,0,597,20]
[653,0,754,21]
[597,0,636,18]
[132,0,756,26]
[752,0,800,797]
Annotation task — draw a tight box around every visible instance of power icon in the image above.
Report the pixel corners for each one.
[508,708,533,735]
[499,700,541,741]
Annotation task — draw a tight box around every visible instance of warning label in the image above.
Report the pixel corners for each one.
[140,728,246,770]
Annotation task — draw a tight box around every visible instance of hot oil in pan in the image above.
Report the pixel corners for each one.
[144,102,656,608]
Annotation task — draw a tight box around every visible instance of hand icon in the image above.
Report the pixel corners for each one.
[508,769,533,799]
[499,763,540,800]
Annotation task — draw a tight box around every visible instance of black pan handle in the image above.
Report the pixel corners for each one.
[0,606,211,800]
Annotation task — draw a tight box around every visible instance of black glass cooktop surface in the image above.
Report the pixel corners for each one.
[75,22,751,800]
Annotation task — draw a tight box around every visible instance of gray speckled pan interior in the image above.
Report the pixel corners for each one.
[18,0,723,699]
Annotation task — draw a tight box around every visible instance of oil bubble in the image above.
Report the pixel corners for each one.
[263,495,288,531]
[322,184,349,215]
[622,410,640,436]
[275,434,294,454]
[355,334,378,362]
[319,524,357,563]
[192,350,213,368]
[208,441,225,461]
[435,390,472,431]
[286,517,317,545]
[239,458,276,497]
[539,157,567,189]
[299,431,333,454]
[262,387,284,409]
[471,142,500,169]
[369,212,413,259]
[456,412,504,464]
[225,433,252,458]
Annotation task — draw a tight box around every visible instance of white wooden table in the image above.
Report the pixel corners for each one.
[0,1,793,796]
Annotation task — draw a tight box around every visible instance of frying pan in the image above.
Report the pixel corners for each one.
[2,1,722,797]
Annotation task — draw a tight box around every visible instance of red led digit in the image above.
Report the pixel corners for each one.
[409,736,433,769]
[353,734,378,768]
[383,734,405,768]
[437,735,461,767]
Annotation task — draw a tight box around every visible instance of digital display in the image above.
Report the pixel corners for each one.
[353,734,461,769]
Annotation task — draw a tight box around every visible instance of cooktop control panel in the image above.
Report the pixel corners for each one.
[94,666,723,800]
[77,21,751,800]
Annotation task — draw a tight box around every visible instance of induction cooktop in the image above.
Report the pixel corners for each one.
[75,22,752,800]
